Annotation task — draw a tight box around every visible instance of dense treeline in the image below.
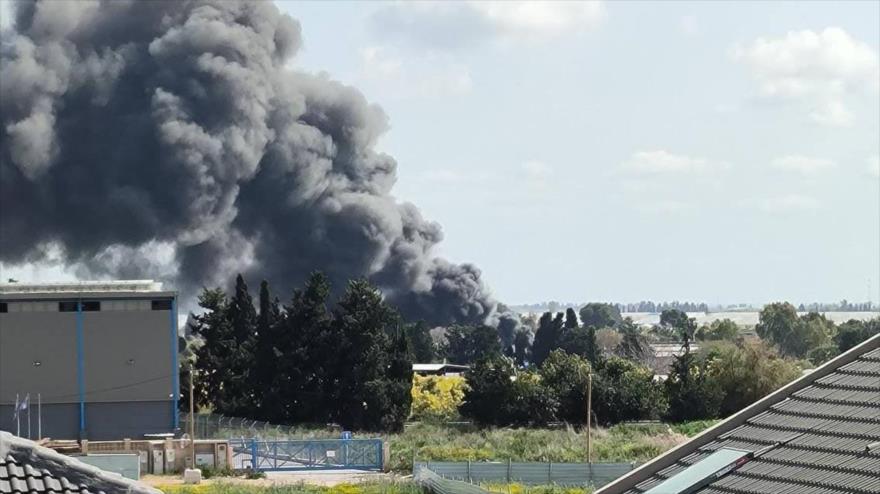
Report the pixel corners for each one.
[187,273,413,431]
[450,304,878,427]
[187,277,880,431]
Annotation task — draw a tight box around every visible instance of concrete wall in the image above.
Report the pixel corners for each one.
[0,295,177,439]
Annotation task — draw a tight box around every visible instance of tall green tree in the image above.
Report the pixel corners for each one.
[406,321,436,362]
[579,303,622,329]
[189,288,231,411]
[253,280,282,420]
[835,318,880,352]
[324,279,412,431]
[559,326,598,365]
[757,304,834,358]
[277,271,333,423]
[513,329,531,367]
[616,318,648,361]
[532,312,564,366]
[564,308,579,329]
[442,325,502,364]
[660,308,697,350]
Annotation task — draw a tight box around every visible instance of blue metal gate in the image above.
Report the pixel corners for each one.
[230,438,384,471]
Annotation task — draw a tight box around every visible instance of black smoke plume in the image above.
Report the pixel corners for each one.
[0,0,515,333]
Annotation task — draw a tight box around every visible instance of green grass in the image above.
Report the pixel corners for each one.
[484,483,592,494]
[383,421,717,472]
[200,419,717,473]
[157,480,422,494]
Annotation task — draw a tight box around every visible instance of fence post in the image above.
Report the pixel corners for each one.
[250,438,258,471]
[467,460,471,483]
[548,460,552,484]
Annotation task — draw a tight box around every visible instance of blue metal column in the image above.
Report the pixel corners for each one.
[170,298,180,429]
[76,301,86,437]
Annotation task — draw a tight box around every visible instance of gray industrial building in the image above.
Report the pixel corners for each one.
[0,281,179,440]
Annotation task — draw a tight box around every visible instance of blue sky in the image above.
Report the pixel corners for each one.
[272,1,880,306]
[1,1,878,306]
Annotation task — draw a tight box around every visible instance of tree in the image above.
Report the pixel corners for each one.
[579,303,622,329]
[559,326,598,365]
[756,302,800,356]
[616,318,649,361]
[532,312,564,366]
[407,321,435,362]
[442,325,502,364]
[696,319,739,341]
[253,280,282,420]
[410,374,466,422]
[835,318,880,352]
[595,328,622,354]
[564,308,579,329]
[592,357,667,425]
[703,340,801,416]
[275,271,333,423]
[539,350,591,424]
[460,356,558,426]
[189,279,258,417]
[327,279,412,431]
[513,329,532,367]
[660,309,697,349]
[664,335,722,422]
[459,357,517,425]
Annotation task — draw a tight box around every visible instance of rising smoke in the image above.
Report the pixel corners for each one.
[0,0,516,334]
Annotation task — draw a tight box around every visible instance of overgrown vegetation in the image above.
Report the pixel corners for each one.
[158,481,422,494]
[385,421,714,472]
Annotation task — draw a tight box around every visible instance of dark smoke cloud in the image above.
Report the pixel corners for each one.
[0,0,514,333]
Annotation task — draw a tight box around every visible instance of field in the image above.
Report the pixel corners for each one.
[384,421,716,472]
[157,481,421,494]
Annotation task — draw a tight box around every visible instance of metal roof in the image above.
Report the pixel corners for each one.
[0,431,160,494]
[0,281,163,295]
[412,363,470,373]
[597,334,880,494]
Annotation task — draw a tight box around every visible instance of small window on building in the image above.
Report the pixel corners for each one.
[59,301,78,312]
[151,299,173,311]
[0,302,7,313]
[82,301,100,311]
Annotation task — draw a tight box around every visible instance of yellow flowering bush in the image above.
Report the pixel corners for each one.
[410,374,467,421]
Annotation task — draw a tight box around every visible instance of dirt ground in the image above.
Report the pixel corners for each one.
[142,470,396,488]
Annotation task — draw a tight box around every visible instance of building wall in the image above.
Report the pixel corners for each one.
[0,401,174,440]
[0,295,177,439]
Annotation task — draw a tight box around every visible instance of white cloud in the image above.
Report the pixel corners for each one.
[745,194,821,213]
[360,45,472,98]
[620,150,719,174]
[471,1,605,40]
[733,27,879,127]
[771,155,836,175]
[370,1,605,50]
[869,155,880,179]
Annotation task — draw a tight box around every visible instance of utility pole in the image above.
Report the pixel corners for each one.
[586,372,592,464]
[190,364,196,468]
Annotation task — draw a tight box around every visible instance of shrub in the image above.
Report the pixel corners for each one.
[410,374,467,422]
[592,357,666,425]
[702,340,802,417]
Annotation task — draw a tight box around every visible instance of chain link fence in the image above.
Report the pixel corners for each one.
[414,461,637,489]
[180,412,342,440]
